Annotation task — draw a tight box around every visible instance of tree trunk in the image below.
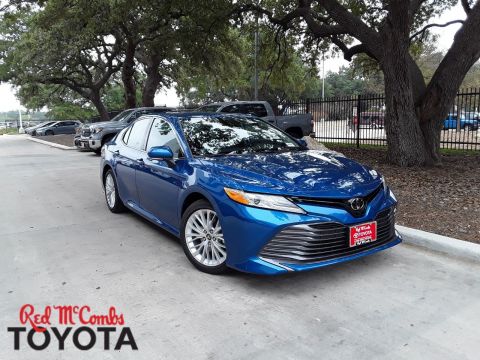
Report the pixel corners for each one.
[379,4,432,167]
[90,90,110,121]
[382,65,429,166]
[142,54,162,107]
[122,38,137,109]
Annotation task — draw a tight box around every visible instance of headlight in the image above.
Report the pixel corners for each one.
[389,189,397,202]
[92,127,103,134]
[224,188,306,214]
[380,175,386,191]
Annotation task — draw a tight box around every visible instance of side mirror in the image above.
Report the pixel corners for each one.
[147,146,174,160]
[297,138,307,148]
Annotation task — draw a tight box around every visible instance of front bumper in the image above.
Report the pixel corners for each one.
[218,191,401,275]
[77,138,102,150]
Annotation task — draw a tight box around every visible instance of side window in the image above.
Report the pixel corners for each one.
[146,119,182,158]
[222,105,241,113]
[221,104,267,117]
[250,104,268,117]
[126,118,151,150]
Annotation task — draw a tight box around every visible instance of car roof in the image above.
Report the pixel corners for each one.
[132,106,174,111]
[199,101,266,106]
[159,112,257,121]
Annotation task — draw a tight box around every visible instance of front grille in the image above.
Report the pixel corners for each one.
[82,129,91,137]
[288,184,384,217]
[259,207,396,264]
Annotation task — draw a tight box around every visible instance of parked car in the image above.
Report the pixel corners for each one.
[462,111,480,121]
[351,112,385,129]
[77,107,173,154]
[196,101,314,138]
[36,120,83,136]
[100,113,400,275]
[25,121,56,136]
[443,114,479,131]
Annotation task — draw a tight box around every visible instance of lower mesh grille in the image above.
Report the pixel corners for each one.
[259,207,396,264]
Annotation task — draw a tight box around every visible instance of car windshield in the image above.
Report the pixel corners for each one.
[180,115,301,156]
[111,110,133,122]
[196,105,221,112]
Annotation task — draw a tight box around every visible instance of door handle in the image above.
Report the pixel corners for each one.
[113,150,120,154]
[136,158,144,163]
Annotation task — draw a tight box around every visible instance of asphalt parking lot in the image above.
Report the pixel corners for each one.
[1,135,480,359]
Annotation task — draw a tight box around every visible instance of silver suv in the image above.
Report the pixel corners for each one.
[77,107,172,154]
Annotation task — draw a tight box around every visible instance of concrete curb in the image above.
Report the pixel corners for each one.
[26,136,76,150]
[396,224,480,262]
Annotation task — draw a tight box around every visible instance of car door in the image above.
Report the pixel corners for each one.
[135,117,187,230]
[62,121,76,134]
[54,122,67,134]
[445,115,456,129]
[114,117,152,207]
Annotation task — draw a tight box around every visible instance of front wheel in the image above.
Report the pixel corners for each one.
[104,170,125,213]
[45,130,54,136]
[181,200,228,274]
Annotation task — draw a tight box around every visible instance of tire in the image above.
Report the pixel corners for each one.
[103,169,125,213]
[180,200,228,274]
[45,130,54,136]
[464,124,472,131]
[95,135,114,155]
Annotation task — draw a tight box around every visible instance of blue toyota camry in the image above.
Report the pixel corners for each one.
[100,113,401,275]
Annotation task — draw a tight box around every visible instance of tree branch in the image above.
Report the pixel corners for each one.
[461,0,472,14]
[330,37,373,61]
[409,0,428,17]
[410,20,465,41]
[419,1,480,123]
[316,0,383,60]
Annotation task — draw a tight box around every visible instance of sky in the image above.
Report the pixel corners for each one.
[0,2,468,112]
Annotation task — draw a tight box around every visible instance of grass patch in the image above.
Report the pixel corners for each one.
[0,128,20,135]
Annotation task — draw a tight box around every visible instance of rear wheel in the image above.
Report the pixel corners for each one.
[180,200,228,274]
[464,124,473,131]
[104,170,125,213]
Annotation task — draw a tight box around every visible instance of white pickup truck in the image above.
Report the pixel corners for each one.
[197,101,314,138]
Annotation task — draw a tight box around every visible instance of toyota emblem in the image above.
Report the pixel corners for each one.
[348,198,365,211]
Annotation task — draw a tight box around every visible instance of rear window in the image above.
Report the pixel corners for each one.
[221,103,268,117]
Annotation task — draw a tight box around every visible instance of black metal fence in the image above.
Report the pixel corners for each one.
[283,89,480,151]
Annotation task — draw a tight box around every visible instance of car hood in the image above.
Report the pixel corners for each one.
[197,150,382,198]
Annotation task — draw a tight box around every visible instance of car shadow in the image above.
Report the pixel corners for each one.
[124,208,394,294]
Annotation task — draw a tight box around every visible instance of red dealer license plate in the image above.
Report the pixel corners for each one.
[349,221,377,247]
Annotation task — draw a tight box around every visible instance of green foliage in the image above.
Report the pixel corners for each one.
[177,26,322,108]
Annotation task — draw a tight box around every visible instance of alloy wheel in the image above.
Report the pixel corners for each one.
[105,173,116,208]
[185,209,226,267]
